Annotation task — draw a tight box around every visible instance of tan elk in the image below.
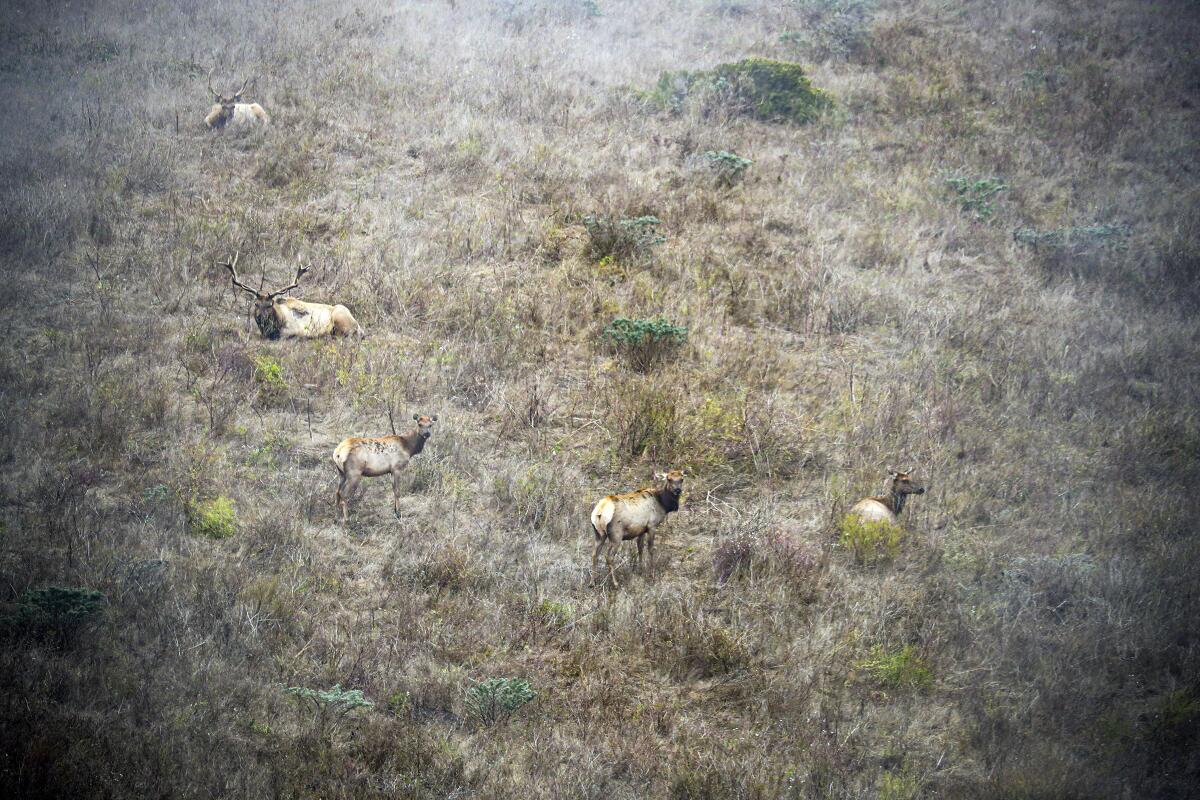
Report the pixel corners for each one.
[333,414,438,524]
[205,72,269,129]
[849,469,926,525]
[590,469,685,588]
[222,251,363,340]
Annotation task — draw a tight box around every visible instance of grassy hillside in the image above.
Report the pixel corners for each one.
[1,0,1198,797]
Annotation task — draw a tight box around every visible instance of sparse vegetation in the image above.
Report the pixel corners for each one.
[1,0,1197,797]
[838,513,903,564]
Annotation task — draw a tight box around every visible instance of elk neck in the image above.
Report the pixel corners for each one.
[654,487,681,514]
[873,489,906,516]
[398,429,427,457]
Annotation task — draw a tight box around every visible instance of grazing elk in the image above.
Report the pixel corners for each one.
[849,469,926,525]
[222,251,363,340]
[590,469,685,589]
[333,414,438,524]
[205,72,269,129]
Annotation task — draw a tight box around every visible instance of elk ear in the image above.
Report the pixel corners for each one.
[653,471,666,481]
[431,415,438,421]
[413,414,420,421]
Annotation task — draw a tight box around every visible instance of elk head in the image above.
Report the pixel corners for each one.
[887,469,926,497]
[412,414,438,440]
[653,469,686,498]
[207,71,251,128]
[222,251,309,339]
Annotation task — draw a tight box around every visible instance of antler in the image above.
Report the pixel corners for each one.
[233,76,252,100]
[266,255,309,298]
[221,251,262,297]
[207,68,218,99]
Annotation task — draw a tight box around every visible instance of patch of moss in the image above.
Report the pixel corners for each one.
[651,58,831,123]
[190,496,237,539]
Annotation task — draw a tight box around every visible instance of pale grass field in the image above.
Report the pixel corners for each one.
[1,0,1198,797]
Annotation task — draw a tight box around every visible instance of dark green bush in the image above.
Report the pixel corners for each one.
[603,316,688,372]
[651,58,832,123]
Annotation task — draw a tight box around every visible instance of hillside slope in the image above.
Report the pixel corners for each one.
[1,1,1198,797]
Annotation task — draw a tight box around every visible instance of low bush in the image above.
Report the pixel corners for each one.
[190,496,237,539]
[464,677,536,727]
[703,150,753,187]
[602,316,688,372]
[2,586,106,644]
[583,214,666,262]
[856,645,933,689]
[650,58,832,123]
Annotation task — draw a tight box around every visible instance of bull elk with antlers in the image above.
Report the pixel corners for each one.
[222,251,363,340]
[205,72,269,130]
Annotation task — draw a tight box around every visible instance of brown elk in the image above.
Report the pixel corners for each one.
[590,469,685,588]
[222,251,363,340]
[333,414,438,524]
[205,72,269,129]
[849,469,926,525]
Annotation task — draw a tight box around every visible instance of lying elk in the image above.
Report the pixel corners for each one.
[333,414,438,524]
[849,469,926,525]
[205,72,269,129]
[590,469,685,589]
[222,251,363,339]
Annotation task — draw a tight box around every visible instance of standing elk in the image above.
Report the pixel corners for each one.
[222,251,363,340]
[590,469,685,589]
[849,469,926,525]
[333,414,438,524]
[205,72,269,129]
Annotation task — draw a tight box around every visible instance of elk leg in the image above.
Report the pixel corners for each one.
[605,538,620,589]
[636,534,645,569]
[591,535,605,585]
[392,469,404,518]
[646,529,656,572]
[340,473,362,524]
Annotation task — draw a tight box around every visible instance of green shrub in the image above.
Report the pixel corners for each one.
[651,58,832,123]
[879,767,922,800]
[856,645,933,689]
[190,495,237,539]
[464,677,536,726]
[251,354,287,402]
[838,513,903,563]
[536,599,573,628]
[945,175,1008,222]
[3,586,106,643]
[583,214,665,262]
[603,316,688,372]
[284,683,373,737]
[703,150,753,187]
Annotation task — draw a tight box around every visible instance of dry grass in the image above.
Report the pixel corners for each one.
[1,0,1198,797]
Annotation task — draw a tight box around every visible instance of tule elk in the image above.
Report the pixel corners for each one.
[333,414,437,524]
[205,72,269,130]
[222,251,363,340]
[849,469,926,525]
[590,469,685,589]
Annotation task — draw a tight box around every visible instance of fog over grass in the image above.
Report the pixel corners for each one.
[1,0,1198,797]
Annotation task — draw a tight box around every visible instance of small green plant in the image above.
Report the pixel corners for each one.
[190,495,237,539]
[1013,223,1130,251]
[3,586,106,643]
[284,683,373,737]
[582,214,666,262]
[536,599,574,628]
[251,354,286,401]
[944,175,1008,222]
[603,316,688,372]
[582,0,603,17]
[703,150,753,187]
[838,513,903,563]
[879,767,922,800]
[650,58,831,123]
[464,677,536,726]
[857,645,933,689]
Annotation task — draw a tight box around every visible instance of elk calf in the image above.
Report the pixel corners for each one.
[222,251,363,340]
[205,73,269,130]
[590,470,684,588]
[849,470,926,525]
[333,414,437,524]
